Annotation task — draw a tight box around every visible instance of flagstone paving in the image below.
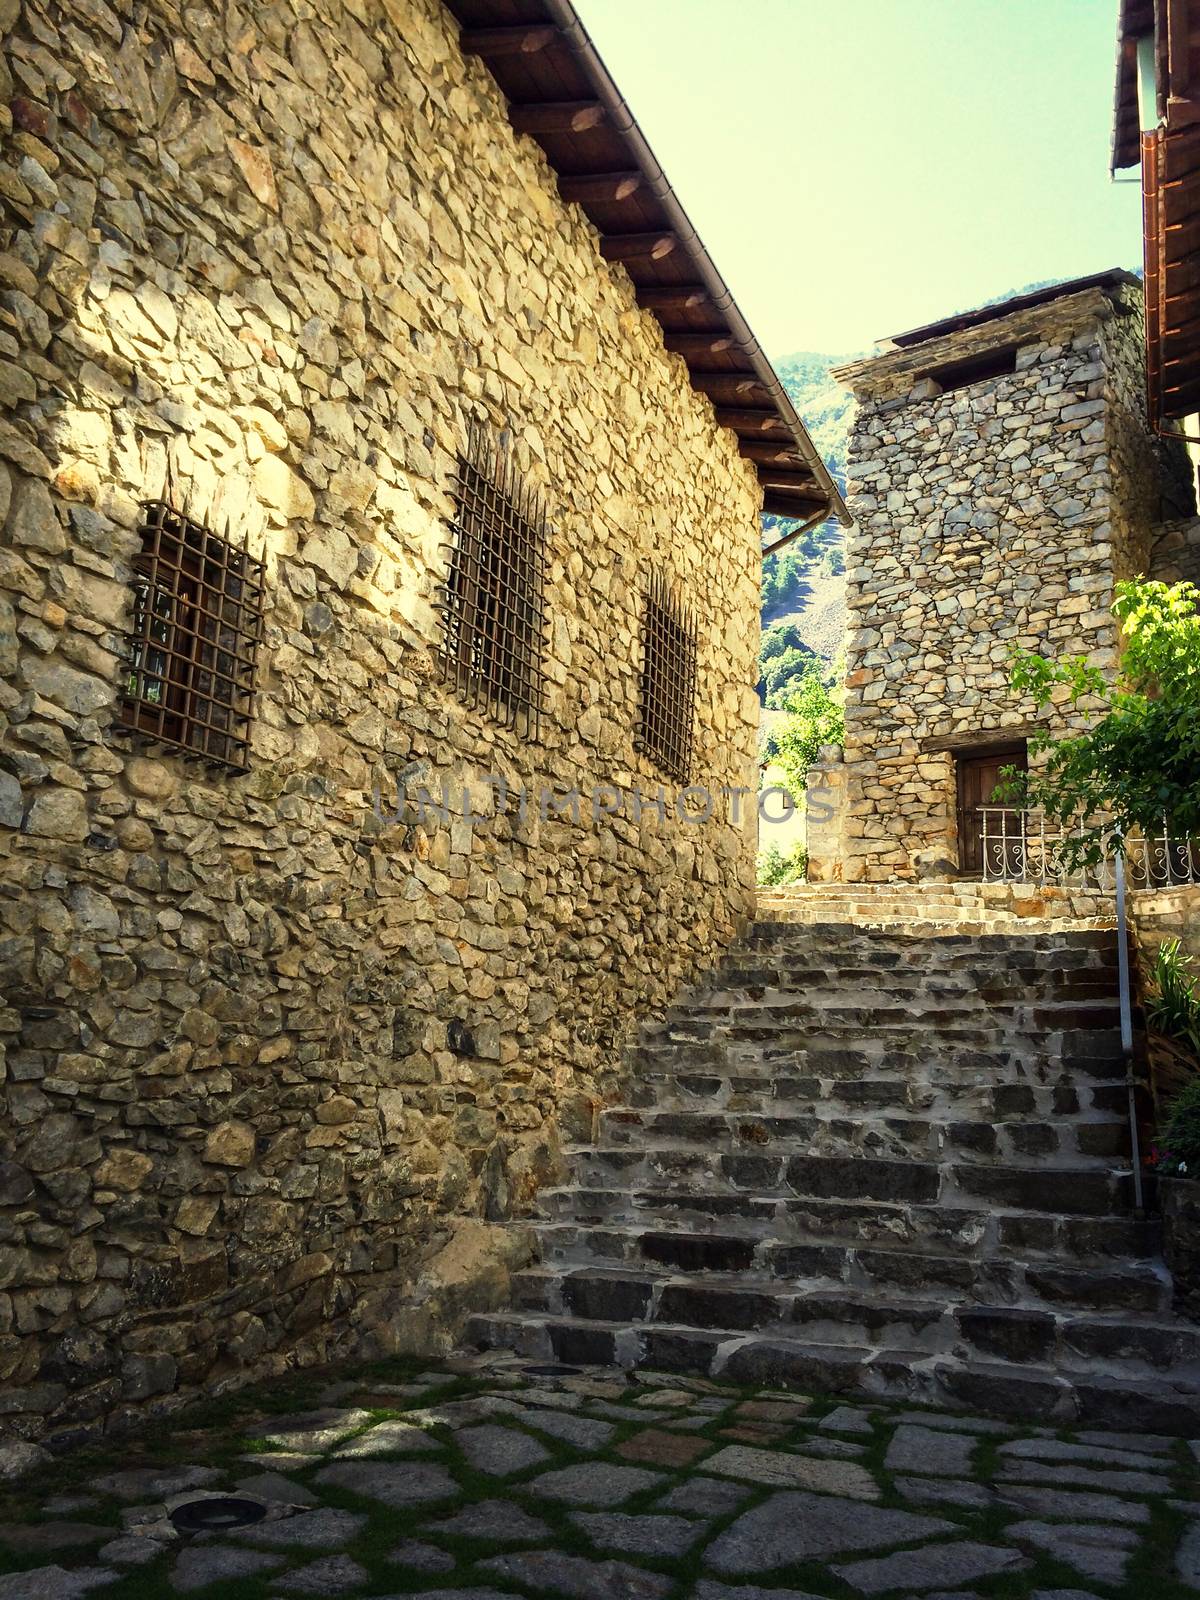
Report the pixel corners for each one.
[0,1354,1198,1599]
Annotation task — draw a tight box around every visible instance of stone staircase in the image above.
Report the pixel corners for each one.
[470,892,1200,1432]
[757,879,1116,934]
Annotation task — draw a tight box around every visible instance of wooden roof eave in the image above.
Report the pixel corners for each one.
[446,0,850,531]
[1112,0,1158,172]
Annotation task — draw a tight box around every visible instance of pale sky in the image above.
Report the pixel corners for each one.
[574,0,1141,359]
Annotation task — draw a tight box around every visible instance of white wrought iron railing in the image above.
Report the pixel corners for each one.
[978,806,1199,1217]
[978,807,1200,890]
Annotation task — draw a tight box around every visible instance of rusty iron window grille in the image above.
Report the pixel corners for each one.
[636,569,697,784]
[437,420,548,740]
[118,500,265,772]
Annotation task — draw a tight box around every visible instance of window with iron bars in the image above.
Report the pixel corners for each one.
[636,569,697,784]
[118,500,265,772]
[438,421,548,740]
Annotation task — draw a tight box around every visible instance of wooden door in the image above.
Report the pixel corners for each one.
[956,745,1028,877]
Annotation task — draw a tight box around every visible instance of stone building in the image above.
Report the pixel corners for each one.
[0,0,842,1436]
[807,271,1195,884]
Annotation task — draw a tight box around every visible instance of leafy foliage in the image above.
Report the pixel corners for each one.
[1001,579,1200,861]
[762,535,839,612]
[758,349,855,685]
[772,350,854,486]
[759,622,819,704]
[1145,938,1200,1057]
[762,662,845,793]
[756,840,808,887]
[1157,1077,1200,1175]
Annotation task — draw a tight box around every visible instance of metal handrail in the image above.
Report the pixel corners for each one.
[975,807,1200,1220]
[1114,853,1144,1214]
[978,807,1200,891]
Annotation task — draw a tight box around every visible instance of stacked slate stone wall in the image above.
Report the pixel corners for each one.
[1132,886,1200,965]
[0,0,763,1438]
[833,283,1181,883]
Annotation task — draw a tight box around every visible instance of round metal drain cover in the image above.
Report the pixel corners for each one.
[169,1496,268,1534]
[522,1363,583,1377]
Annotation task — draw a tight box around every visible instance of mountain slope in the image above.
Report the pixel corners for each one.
[775,350,855,490]
[760,351,856,689]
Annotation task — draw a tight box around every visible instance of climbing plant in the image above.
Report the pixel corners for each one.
[1001,579,1200,862]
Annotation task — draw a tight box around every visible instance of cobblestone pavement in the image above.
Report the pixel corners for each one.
[1,1355,1198,1599]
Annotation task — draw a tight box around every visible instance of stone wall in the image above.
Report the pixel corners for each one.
[1131,885,1200,963]
[0,0,763,1440]
[1153,516,1200,585]
[830,281,1180,882]
[802,746,844,883]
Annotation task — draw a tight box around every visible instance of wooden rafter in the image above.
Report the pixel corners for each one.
[460,25,558,57]
[510,100,605,134]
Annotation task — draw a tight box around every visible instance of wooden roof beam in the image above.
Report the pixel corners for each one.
[460,24,559,57]
[739,441,807,465]
[558,171,644,203]
[510,101,606,135]
[758,468,821,492]
[714,407,786,433]
[636,285,713,316]
[689,373,767,401]
[663,333,736,359]
[762,490,831,518]
[599,231,677,262]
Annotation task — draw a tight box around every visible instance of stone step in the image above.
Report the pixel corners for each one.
[524,1234,1173,1314]
[534,1184,1152,1258]
[654,996,1122,1027]
[531,1213,1165,1273]
[731,949,1120,977]
[596,1106,1130,1166]
[466,1310,1200,1432]
[512,1262,1177,1334]
[752,910,1101,921]
[759,916,1118,936]
[561,1148,1136,1212]
[656,979,1122,1002]
[628,1040,1129,1084]
[643,1026,1123,1060]
[484,1280,1200,1368]
[754,888,1108,902]
[626,1073,1131,1119]
[741,920,1120,948]
[675,981,1124,1010]
[677,960,1122,986]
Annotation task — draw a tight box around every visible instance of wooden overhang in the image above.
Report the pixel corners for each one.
[443,0,849,532]
[1113,0,1200,426]
[1112,0,1156,174]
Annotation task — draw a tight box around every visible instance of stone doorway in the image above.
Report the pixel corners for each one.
[955,742,1028,877]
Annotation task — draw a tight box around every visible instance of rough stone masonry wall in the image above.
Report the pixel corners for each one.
[836,285,1173,883]
[0,0,764,1440]
[1153,516,1200,585]
[1132,886,1200,965]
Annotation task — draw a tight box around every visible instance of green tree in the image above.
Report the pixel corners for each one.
[766,662,845,795]
[1002,579,1200,861]
[756,840,808,887]
[758,622,818,704]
